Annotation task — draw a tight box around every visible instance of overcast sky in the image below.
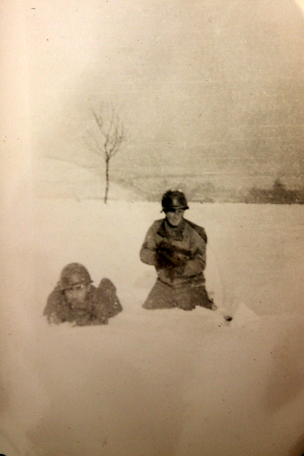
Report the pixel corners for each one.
[25,0,304,189]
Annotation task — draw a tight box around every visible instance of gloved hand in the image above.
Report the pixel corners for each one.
[156,241,191,267]
[156,241,181,267]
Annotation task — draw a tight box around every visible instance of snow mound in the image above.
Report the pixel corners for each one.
[230,302,260,327]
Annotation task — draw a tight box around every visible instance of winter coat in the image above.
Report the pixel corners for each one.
[140,218,207,288]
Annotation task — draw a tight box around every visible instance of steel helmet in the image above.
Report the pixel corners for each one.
[59,263,92,291]
[161,190,189,212]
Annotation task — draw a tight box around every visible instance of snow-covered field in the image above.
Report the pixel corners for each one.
[1,197,304,456]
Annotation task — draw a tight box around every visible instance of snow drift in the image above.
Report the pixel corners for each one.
[0,198,304,456]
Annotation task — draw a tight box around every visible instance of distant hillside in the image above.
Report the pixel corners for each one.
[34,158,304,204]
[117,175,304,204]
[34,157,143,201]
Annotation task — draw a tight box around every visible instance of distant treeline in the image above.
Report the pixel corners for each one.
[191,179,304,204]
[245,179,304,204]
[116,176,304,204]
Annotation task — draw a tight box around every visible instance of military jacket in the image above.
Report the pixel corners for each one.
[140,218,207,288]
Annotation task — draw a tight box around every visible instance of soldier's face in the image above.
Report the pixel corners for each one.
[165,209,185,227]
[64,283,90,314]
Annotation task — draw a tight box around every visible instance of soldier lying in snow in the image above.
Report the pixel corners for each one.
[140,190,216,311]
[43,263,122,326]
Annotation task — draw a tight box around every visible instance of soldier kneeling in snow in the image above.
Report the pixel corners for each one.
[140,190,216,311]
[43,263,122,325]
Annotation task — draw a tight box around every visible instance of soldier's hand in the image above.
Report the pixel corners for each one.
[156,242,186,267]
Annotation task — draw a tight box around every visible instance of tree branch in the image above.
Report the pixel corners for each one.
[84,102,126,203]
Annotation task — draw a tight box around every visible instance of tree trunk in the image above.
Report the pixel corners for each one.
[104,158,110,204]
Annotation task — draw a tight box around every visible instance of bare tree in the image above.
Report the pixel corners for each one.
[85,103,126,203]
